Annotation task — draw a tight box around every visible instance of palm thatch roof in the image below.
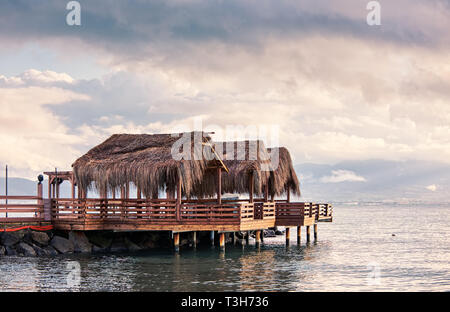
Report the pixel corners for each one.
[72,132,224,197]
[267,147,301,196]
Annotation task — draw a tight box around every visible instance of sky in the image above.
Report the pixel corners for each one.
[0,0,450,179]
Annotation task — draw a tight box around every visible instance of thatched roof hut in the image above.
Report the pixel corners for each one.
[267,147,300,197]
[72,132,225,198]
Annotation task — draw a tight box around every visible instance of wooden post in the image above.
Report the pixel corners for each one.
[249,173,254,203]
[193,232,197,248]
[219,233,225,252]
[176,176,182,221]
[137,187,142,219]
[286,227,290,245]
[37,181,43,218]
[71,180,76,200]
[287,188,290,203]
[255,230,261,247]
[314,224,318,241]
[217,167,222,204]
[264,183,269,202]
[306,226,311,242]
[210,231,215,246]
[246,231,250,245]
[297,226,301,245]
[174,233,180,252]
[48,178,52,199]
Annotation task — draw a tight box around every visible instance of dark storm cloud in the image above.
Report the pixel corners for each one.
[1,0,448,53]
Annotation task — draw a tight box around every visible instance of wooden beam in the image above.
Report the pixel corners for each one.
[314,224,318,241]
[287,188,290,203]
[176,176,182,222]
[264,183,269,202]
[217,167,222,204]
[249,173,254,203]
[297,226,301,245]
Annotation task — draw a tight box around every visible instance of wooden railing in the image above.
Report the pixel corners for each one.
[254,202,276,220]
[275,202,333,225]
[0,195,44,222]
[51,199,260,224]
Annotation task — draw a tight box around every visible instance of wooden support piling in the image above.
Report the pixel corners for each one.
[286,227,290,245]
[306,226,311,242]
[255,230,261,247]
[314,224,318,241]
[210,231,215,246]
[297,226,301,244]
[246,231,250,245]
[193,231,197,248]
[174,233,180,252]
[219,233,225,251]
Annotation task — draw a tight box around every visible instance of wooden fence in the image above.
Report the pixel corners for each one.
[0,195,44,222]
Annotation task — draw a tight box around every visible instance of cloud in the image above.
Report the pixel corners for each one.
[320,170,367,183]
[1,2,450,179]
[426,184,437,192]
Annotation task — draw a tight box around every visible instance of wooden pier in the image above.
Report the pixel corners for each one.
[1,132,333,251]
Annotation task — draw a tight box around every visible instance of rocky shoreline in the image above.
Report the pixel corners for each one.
[0,228,284,257]
[0,229,188,257]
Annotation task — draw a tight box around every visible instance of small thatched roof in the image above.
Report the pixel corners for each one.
[267,147,300,196]
[72,132,224,197]
[191,140,272,197]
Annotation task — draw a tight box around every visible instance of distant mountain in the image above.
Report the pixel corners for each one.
[0,177,72,198]
[294,160,450,204]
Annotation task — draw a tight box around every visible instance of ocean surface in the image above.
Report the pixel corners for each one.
[1,204,449,292]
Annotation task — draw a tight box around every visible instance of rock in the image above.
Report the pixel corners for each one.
[264,230,276,237]
[1,231,23,246]
[50,236,74,254]
[275,230,284,235]
[43,245,59,256]
[92,245,108,253]
[5,246,17,256]
[69,231,92,253]
[0,246,5,256]
[33,244,50,257]
[16,242,37,257]
[86,232,113,249]
[30,231,50,246]
[110,238,128,253]
[124,237,142,252]
[139,238,157,249]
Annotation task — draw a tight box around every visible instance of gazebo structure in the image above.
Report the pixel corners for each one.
[50,132,279,250]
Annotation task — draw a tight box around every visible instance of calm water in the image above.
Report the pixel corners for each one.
[1,205,449,292]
